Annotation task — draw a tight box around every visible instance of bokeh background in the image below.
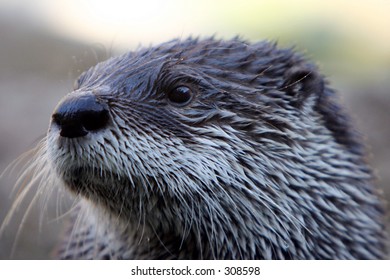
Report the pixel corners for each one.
[0,0,389,259]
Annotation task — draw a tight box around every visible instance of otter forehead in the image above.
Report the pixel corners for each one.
[75,38,299,103]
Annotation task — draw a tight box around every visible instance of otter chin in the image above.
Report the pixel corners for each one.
[31,37,388,259]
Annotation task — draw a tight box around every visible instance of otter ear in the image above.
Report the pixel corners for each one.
[282,65,324,108]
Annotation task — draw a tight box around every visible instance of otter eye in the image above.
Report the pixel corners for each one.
[167,86,193,106]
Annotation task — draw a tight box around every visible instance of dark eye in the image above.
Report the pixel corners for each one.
[167,86,193,106]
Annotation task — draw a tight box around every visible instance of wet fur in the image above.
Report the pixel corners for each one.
[3,37,388,259]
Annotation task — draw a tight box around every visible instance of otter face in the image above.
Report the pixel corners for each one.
[48,39,311,214]
[45,38,386,259]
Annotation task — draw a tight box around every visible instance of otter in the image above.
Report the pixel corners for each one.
[5,37,388,259]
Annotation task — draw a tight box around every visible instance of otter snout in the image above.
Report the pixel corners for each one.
[51,92,109,138]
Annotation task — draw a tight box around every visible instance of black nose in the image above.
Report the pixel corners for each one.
[51,92,110,138]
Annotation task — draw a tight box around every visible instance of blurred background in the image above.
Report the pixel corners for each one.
[0,0,389,259]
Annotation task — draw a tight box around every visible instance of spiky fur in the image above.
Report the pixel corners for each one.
[5,38,388,259]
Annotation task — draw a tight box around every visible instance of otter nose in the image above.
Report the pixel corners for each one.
[51,93,109,138]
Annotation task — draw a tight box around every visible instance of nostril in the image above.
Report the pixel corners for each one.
[52,93,110,138]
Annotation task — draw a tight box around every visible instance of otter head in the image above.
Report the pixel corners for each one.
[47,38,386,259]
